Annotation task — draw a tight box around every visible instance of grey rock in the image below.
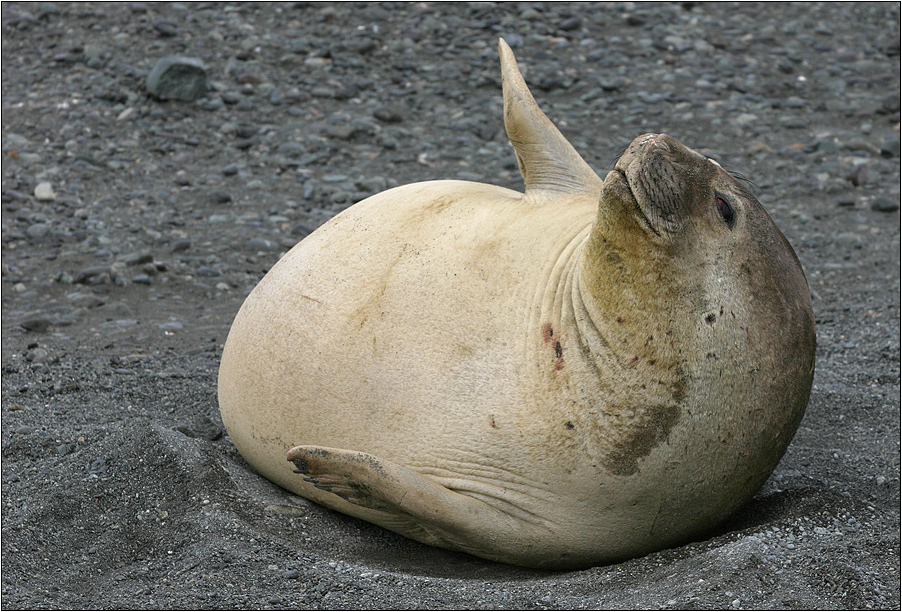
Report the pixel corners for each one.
[19,318,51,333]
[24,348,49,363]
[871,197,899,212]
[169,239,191,253]
[327,124,356,139]
[37,2,60,17]
[559,16,582,31]
[26,223,50,240]
[244,238,279,252]
[74,266,111,285]
[4,133,29,149]
[196,266,220,277]
[291,222,316,237]
[322,174,349,183]
[277,141,305,157]
[221,91,241,105]
[201,97,224,111]
[153,18,178,37]
[373,105,405,123]
[816,138,838,155]
[209,191,232,204]
[881,132,901,158]
[146,56,207,102]
[34,182,56,201]
[846,165,868,187]
[121,251,153,266]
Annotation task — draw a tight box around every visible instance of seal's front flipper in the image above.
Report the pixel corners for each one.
[286,445,509,557]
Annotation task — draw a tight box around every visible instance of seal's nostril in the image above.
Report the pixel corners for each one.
[638,134,672,154]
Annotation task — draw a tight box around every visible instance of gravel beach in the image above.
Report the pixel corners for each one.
[2,2,900,609]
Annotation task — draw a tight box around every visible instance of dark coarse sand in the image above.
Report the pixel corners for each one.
[2,2,899,609]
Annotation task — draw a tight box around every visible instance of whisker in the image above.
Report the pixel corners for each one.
[607,141,631,169]
[725,168,761,195]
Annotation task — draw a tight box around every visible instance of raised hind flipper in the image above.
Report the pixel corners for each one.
[498,38,603,196]
[286,445,533,562]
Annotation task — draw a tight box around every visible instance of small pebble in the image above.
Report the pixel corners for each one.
[846,165,869,187]
[209,191,232,204]
[24,347,49,363]
[74,266,111,285]
[153,18,178,37]
[34,182,56,201]
[244,238,280,252]
[373,105,405,123]
[26,223,50,240]
[122,252,153,266]
[196,266,221,277]
[169,239,191,253]
[881,132,901,158]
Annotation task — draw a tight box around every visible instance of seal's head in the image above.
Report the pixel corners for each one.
[589,133,814,338]
[583,132,815,513]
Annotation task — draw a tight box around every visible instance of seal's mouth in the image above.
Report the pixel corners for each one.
[610,166,662,237]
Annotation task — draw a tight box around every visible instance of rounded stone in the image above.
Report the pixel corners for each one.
[146,56,208,102]
[871,197,899,213]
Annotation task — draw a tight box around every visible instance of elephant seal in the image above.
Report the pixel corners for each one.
[218,39,816,569]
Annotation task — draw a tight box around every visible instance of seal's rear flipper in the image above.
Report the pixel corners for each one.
[286,445,512,557]
[498,38,603,196]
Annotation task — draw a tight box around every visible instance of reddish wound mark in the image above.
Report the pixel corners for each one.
[541,322,554,344]
[542,322,565,370]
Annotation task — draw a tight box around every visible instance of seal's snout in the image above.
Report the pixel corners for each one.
[620,133,696,167]
[635,133,673,152]
[613,133,700,234]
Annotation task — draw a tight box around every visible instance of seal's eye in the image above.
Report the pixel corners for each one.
[715,193,735,230]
